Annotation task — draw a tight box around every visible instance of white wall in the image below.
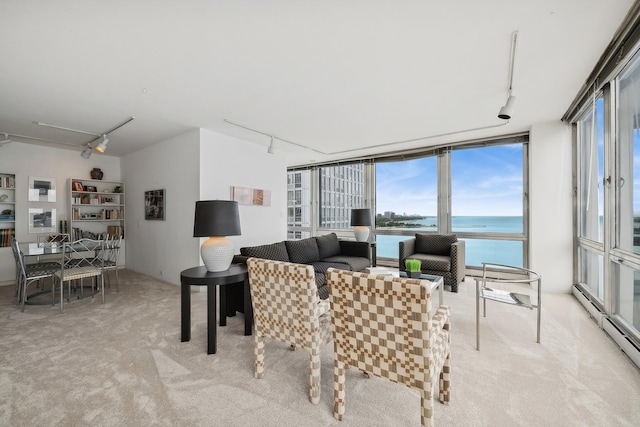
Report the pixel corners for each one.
[199,129,288,251]
[120,128,287,286]
[0,142,121,284]
[120,130,200,284]
[529,120,574,293]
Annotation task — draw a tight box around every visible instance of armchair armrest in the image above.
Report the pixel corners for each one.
[398,238,416,271]
[431,306,450,332]
[450,240,466,280]
[338,240,370,260]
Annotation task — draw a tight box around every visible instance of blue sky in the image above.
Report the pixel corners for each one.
[376,144,524,216]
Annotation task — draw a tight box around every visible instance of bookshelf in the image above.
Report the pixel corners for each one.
[69,178,125,240]
[0,172,16,248]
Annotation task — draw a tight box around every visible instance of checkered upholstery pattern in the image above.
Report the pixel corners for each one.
[246,258,332,404]
[327,268,451,427]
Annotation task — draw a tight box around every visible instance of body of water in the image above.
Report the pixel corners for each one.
[376,216,524,267]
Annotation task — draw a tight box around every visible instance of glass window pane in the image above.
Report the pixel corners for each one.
[287,170,311,228]
[617,52,640,254]
[318,165,365,229]
[580,247,604,302]
[578,97,605,243]
[375,157,438,231]
[464,239,523,268]
[612,261,640,330]
[451,145,523,234]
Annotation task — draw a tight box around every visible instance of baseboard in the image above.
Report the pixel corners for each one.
[603,317,640,369]
[572,284,604,327]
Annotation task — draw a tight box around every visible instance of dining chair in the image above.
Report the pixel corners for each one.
[53,238,105,314]
[246,258,332,404]
[11,237,59,312]
[37,233,71,247]
[327,268,451,427]
[100,235,122,291]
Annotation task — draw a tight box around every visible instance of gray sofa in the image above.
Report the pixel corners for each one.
[233,233,371,299]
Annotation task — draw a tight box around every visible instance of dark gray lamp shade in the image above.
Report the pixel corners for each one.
[350,208,372,226]
[193,200,241,237]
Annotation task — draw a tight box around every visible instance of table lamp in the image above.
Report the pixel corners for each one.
[193,200,241,272]
[350,208,372,242]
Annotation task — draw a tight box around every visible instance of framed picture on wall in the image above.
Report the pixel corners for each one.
[28,176,56,202]
[145,189,165,220]
[28,208,57,233]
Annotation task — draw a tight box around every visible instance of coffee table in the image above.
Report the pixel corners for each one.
[365,267,444,306]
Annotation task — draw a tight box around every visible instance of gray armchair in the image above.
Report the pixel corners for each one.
[399,233,466,292]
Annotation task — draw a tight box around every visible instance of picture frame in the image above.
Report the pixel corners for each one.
[72,181,84,191]
[28,207,57,233]
[231,186,271,206]
[145,189,165,220]
[85,185,97,192]
[28,176,56,202]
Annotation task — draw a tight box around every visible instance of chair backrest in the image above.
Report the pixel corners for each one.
[246,258,325,350]
[327,268,435,388]
[37,233,71,247]
[10,236,27,279]
[61,238,104,271]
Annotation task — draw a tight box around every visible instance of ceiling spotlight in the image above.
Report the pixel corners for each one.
[267,137,276,154]
[498,94,516,120]
[94,135,109,153]
[498,31,519,120]
[80,146,93,159]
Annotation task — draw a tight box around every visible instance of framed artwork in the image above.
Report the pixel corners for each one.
[145,189,165,220]
[72,181,84,191]
[231,186,271,206]
[85,185,97,192]
[28,176,56,202]
[29,208,57,233]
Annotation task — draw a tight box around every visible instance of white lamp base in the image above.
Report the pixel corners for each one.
[201,236,234,272]
[354,226,370,242]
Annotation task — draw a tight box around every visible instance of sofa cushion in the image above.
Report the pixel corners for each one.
[311,261,353,274]
[285,238,320,264]
[407,253,451,272]
[315,233,341,259]
[321,256,370,273]
[415,233,457,256]
[240,241,290,262]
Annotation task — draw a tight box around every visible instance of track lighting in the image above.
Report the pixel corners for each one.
[267,137,276,154]
[80,146,93,159]
[498,93,516,120]
[94,135,109,153]
[498,31,519,120]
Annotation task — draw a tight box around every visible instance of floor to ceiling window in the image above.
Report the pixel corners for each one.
[288,138,529,269]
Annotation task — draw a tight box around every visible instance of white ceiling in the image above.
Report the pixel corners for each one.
[0,0,635,166]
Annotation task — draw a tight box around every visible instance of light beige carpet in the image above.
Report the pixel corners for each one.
[1,270,639,426]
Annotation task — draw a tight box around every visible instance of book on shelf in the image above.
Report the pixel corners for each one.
[0,176,15,188]
[0,227,15,247]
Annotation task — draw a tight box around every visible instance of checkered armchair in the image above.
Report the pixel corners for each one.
[246,258,332,404]
[327,269,451,427]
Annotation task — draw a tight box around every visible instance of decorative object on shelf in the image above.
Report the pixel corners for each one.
[28,207,57,233]
[90,168,104,180]
[144,189,165,220]
[85,186,97,192]
[350,208,372,242]
[0,194,7,202]
[405,258,422,278]
[114,186,122,193]
[193,200,241,272]
[72,181,84,191]
[231,186,271,206]
[28,176,56,202]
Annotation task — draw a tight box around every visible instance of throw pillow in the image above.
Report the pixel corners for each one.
[316,233,341,259]
[415,233,457,256]
[285,238,321,264]
[240,241,290,262]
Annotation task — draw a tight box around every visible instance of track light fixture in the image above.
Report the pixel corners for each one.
[498,31,519,120]
[94,135,109,153]
[80,145,93,159]
[267,136,276,154]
